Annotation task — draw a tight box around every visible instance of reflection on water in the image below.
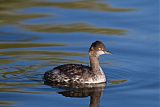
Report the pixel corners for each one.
[0,0,158,107]
[0,50,86,66]
[0,32,39,42]
[0,43,68,65]
[109,80,128,85]
[0,13,48,26]
[23,23,127,35]
[59,87,103,107]
[0,0,134,14]
[47,82,106,107]
[0,101,15,107]
[0,43,65,49]
[0,0,131,36]
[45,80,127,107]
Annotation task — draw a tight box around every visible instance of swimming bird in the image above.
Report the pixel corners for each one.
[44,41,111,85]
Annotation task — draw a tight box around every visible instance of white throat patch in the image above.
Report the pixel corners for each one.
[97,50,105,56]
[84,66,106,83]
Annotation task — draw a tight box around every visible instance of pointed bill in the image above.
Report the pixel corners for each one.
[104,51,112,54]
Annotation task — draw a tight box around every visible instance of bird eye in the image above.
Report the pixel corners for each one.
[98,48,101,50]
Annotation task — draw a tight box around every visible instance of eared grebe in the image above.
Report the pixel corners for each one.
[44,41,111,85]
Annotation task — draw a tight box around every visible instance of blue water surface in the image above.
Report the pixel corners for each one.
[0,0,159,107]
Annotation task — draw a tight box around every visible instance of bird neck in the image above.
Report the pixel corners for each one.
[89,55,101,73]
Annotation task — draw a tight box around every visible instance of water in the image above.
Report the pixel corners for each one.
[0,0,159,107]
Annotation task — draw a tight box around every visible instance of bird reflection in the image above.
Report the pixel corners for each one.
[44,82,106,107]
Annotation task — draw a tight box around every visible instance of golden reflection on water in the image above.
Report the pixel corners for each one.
[0,0,132,106]
[0,43,71,65]
[0,51,85,57]
[0,0,132,35]
[23,23,127,35]
[0,32,40,42]
[0,65,50,95]
[0,14,48,25]
[37,0,134,12]
[0,101,15,107]
[0,50,86,65]
[0,43,65,49]
[0,63,128,107]
[0,60,14,66]
[0,0,134,13]
[109,79,128,85]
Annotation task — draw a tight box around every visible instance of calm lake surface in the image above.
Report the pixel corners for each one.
[0,0,159,107]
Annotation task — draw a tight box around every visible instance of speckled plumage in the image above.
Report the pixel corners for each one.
[44,64,95,84]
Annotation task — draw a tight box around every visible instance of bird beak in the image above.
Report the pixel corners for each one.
[104,51,112,54]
